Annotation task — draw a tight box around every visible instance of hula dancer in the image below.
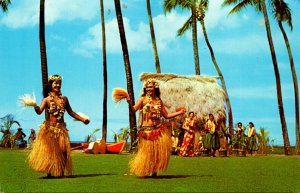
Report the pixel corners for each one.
[126,78,185,177]
[28,75,90,178]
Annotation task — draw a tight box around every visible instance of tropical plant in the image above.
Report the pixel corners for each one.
[112,127,130,151]
[270,137,276,152]
[85,128,100,143]
[0,114,20,147]
[0,0,11,12]
[114,0,137,146]
[256,127,270,155]
[147,0,161,73]
[222,0,291,155]
[269,0,299,155]
[100,0,108,142]
[164,0,200,75]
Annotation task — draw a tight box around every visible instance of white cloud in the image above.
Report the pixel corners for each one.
[72,10,196,57]
[229,83,295,99]
[72,17,150,57]
[153,11,190,50]
[214,34,268,55]
[205,0,241,30]
[0,0,110,28]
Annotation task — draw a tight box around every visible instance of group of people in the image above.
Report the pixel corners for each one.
[26,74,258,179]
[234,122,258,155]
[172,118,259,157]
[13,127,36,148]
[172,113,220,157]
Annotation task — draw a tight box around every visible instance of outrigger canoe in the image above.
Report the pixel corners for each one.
[74,140,126,154]
[106,140,126,154]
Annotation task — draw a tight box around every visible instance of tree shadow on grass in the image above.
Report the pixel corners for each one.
[40,173,115,180]
[140,174,214,179]
[141,174,195,179]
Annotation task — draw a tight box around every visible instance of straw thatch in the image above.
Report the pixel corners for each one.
[140,73,226,127]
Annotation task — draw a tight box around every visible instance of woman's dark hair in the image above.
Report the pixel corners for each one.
[142,87,161,98]
[249,122,254,127]
[237,122,242,125]
[189,112,194,116]
[43,75,62,97]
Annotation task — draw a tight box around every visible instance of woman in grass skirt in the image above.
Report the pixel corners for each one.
[28,75,90,178]
[127,78,185,177]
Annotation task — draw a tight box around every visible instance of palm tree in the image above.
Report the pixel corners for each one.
[192,0,234,135]
[164,0,200,75]
[222,0,291,155]
[39,0,49,112]
[147,0,161,73]
[0,0,11,12]
[0,114,20,147]
[270,0,300,155]
[114,0,137,146]
[100,0,108,142]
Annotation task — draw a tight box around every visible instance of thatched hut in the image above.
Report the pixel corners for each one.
[140,73,226,125]
[140,73,228,152]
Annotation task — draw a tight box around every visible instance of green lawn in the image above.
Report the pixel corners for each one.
[1,148,300,192]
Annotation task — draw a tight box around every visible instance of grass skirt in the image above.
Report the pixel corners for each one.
[27,121,72,177]
[129,124,172,177]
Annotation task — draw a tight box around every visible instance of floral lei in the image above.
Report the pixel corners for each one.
[48,92,65,121]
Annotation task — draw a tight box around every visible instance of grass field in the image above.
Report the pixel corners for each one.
[0,148,300,192]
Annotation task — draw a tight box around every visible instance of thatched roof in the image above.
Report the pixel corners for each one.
[140,73,226,123]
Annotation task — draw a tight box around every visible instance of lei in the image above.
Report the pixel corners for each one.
[48,92,65,121]
[143,95,161,119]
[247,127,255,137]
[207,120,215,134]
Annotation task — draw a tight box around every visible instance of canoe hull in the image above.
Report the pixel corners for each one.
[106,141,125,154]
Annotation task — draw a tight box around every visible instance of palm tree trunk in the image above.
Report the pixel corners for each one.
[146,0,161,73]
[191,6,200,75]
[261,1,290,155]
[278,21,300,155]
[199,19,234,135]
[100,0,107,142]
[39,0,49,119]
[114,0,137,146]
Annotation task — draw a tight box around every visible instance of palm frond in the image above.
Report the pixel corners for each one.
[271,0,293,30]
[222,0,254,14]
[177,16,192,36]
[163,0,178,13]
[0,0,11,12]
[164,0,193,13]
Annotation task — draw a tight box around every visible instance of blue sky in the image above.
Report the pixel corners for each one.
[0,0,299,145]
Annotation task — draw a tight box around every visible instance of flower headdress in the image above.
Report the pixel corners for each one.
[48,75,63,82]
[144,78,159,88]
